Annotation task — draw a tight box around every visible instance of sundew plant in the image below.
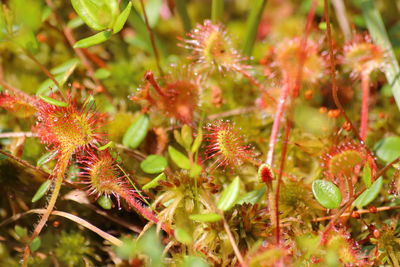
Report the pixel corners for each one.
[2,0,400,266]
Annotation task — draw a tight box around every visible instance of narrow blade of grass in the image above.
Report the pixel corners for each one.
[361,0,400,112]
[241,0,267,56]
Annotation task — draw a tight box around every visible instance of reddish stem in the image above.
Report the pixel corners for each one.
[118,189,173,236]
[266,82,291,166]
[274,118,292,244]
[233,65,276,105]
[323,0,361,142]
[360,72,370,141]
[144,71,167,97]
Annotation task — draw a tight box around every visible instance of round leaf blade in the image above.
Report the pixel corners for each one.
[312,180,342,209]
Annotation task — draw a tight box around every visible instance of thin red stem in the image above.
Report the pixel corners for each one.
[118,189,173,236]
[323,0,361,142]
[137,0,164,76]
[266,82,291,166]
[360,72,370,141]
[234,65,276,105]
[274,118,292,244]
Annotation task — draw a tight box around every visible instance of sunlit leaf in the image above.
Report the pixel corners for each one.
[354,177,383,209]
[217,176,240,211]
[113,2,132,34]
[140,154,167,174]
[312,180,342,209]
[31,180,51,203]
[73,30,112,48]
[122,114,149,149]
[168,146,190,170]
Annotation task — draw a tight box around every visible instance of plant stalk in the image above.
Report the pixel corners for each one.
[242,0,267,56]
[22,151,72,266]
[211,0,224,23]
[360,72,370,141]
[266,82,290,166]
[137,0,164,76]
[176,0,192,32]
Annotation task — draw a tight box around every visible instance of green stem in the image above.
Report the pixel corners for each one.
[176,0,192,32]
[242,0,268,56]
[361,0,400,112]
[211,0,224,23]
[22,151,71,266]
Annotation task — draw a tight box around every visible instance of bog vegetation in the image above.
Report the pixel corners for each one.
[1,0,400,266]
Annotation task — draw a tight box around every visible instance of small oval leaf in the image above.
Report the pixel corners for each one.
[73,30,112,48]
[71,0,114,30]
[97,195,112,210]
[168,146,191,170]
[362,164,372,188]
[354,177,383,209]
[191,130,203,154]
[236,186,266,205]
[32,180,52,203]
[140,155,167,174]
[122,114,150,149]
[312,180,342,209]
[113,2,132,33]
[174,227,192,245]
[217,177,241,211]
[375,136,400,163]
[38,95,68,107]
[30,237,41,252]
[181,124,193,150]
[189,213,222,223]
[142,173,166,190]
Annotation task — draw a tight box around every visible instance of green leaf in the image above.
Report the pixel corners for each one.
[98,141,113,151]
[37,59,79,95]
[67,16,84,29]
[173,129,184,148]
[174,227,192,245]
[189,163,202,178]
[97,195,112,210]
[375,136,400,163]
[38,95,68,107]
[191,130,203,154]
[236,186,266,205]
[73,30,112,48]
[354,177,383,209]
[140,155,167,174]
[30,237,41,252]
[122,114,150,149]
[0,153,9,161]
[312,180,342,209]
[14,225,27,239]
[31,180,51,203]
[168,146,191,170]
[94,68,111,79]
[361,0,400,113]
[189,213,222,223]
[362,164,372,188]
[182,256,210,267]
[181,124,193,151]
[71,0,118,30]
[217,176,241,211]
[50,58,80,75]
[142,173,166,190]
[113,2,132,33]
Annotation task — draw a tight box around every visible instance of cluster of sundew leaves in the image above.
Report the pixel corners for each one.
[2,0,400,266]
